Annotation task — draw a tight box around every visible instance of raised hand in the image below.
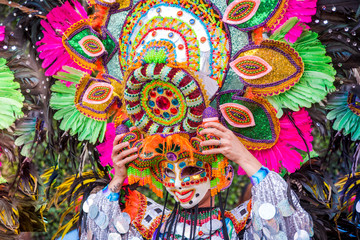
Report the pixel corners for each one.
[199,121,262,177]
[108,134,138,193]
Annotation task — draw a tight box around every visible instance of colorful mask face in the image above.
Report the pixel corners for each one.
[162,159,211,209]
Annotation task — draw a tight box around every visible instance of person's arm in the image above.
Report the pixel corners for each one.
[80,134,141,239]
[200,122,313,239]
[199,121,262,177]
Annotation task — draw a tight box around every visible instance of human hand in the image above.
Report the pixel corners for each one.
[199,121,262,176]
[109,134,138,192]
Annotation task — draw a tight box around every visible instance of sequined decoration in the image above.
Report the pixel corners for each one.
[222,0,261,25]
[74,74,122,120]
[230,55,272,80]
[78,35,105,57]
[348,93,360,116]
[118,0,231,91]
[232,40,304,96]
[63,19,118,70]
[216,90,280,150]
[124,63,206,135]
[224,0,283,31]
[219,103,255,128]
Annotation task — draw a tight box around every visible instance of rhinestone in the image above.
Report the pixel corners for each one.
[11,46,16,51]
[352,32,357,36]
[8,1,12,3]
[338,63,342,67]
[19,24,22,28]
[328,29,333,33]
[28,14,32,18]
[13,13,16,16]
[321,5,326,10]
[332,6,336,11]
[353,42,357,46]
[26,89,30,93]
[344,27,349,32]
[314,19,319,23]
[337,35,342,39]
[347,38,351,42]
[3,46,8,50]
[323,20,328,24]
[25,27,28,31]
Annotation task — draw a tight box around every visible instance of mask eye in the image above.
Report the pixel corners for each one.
[165,168,175,178]
[181,166,204,177]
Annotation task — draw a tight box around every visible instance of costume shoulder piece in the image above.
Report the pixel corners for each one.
[123,190,170,239]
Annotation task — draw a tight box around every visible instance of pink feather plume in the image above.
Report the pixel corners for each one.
[238,108,313,175]
[271,0,317,42]
[36,1,90,84]
[96,123,116,168]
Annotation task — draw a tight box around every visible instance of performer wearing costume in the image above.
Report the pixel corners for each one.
[5,0,360,238]
[80,119,313,240]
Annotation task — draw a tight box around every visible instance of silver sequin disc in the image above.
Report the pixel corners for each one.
[258,203,276,220]
[89,204,99,220]
[356,201,360,213]
[121,212,131,225]
[108,233,122,240]
[83,199,93,213]
[201,219,223,235]
[95,212,109,229]
[294,230,310,240]
[114,218,130,234]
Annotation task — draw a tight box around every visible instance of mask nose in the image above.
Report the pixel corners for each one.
[174,176,182,190]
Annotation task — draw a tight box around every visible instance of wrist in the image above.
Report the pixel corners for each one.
[103,185,121,201]
[109,176,125,193]
[250,166,270,186]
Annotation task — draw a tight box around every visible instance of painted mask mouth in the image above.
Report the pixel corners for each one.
[173,189,195,203]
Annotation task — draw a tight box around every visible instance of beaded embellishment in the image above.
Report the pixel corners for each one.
[348,93,360,117]
[75,74,122,121]
[223,0,261,25]
[118,0,231,92]
[231,40,304,97]
[63,19,118,71]
[219,103,256,128]
[123,63,207,135]
[216,90,280,150]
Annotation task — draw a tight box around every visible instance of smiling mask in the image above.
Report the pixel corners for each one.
[162,159,211,208]
[126,133,233,202]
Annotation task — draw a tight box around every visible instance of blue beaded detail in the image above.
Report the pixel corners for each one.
[167,163,174,170]
[157,87,164,94]
[103,185,120,202]
[189,19,195,25]
[250,166,270,186]
[172,99,179,106]
[179,162,186,168]
[163,112,170,118]
[149,100,155,107]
